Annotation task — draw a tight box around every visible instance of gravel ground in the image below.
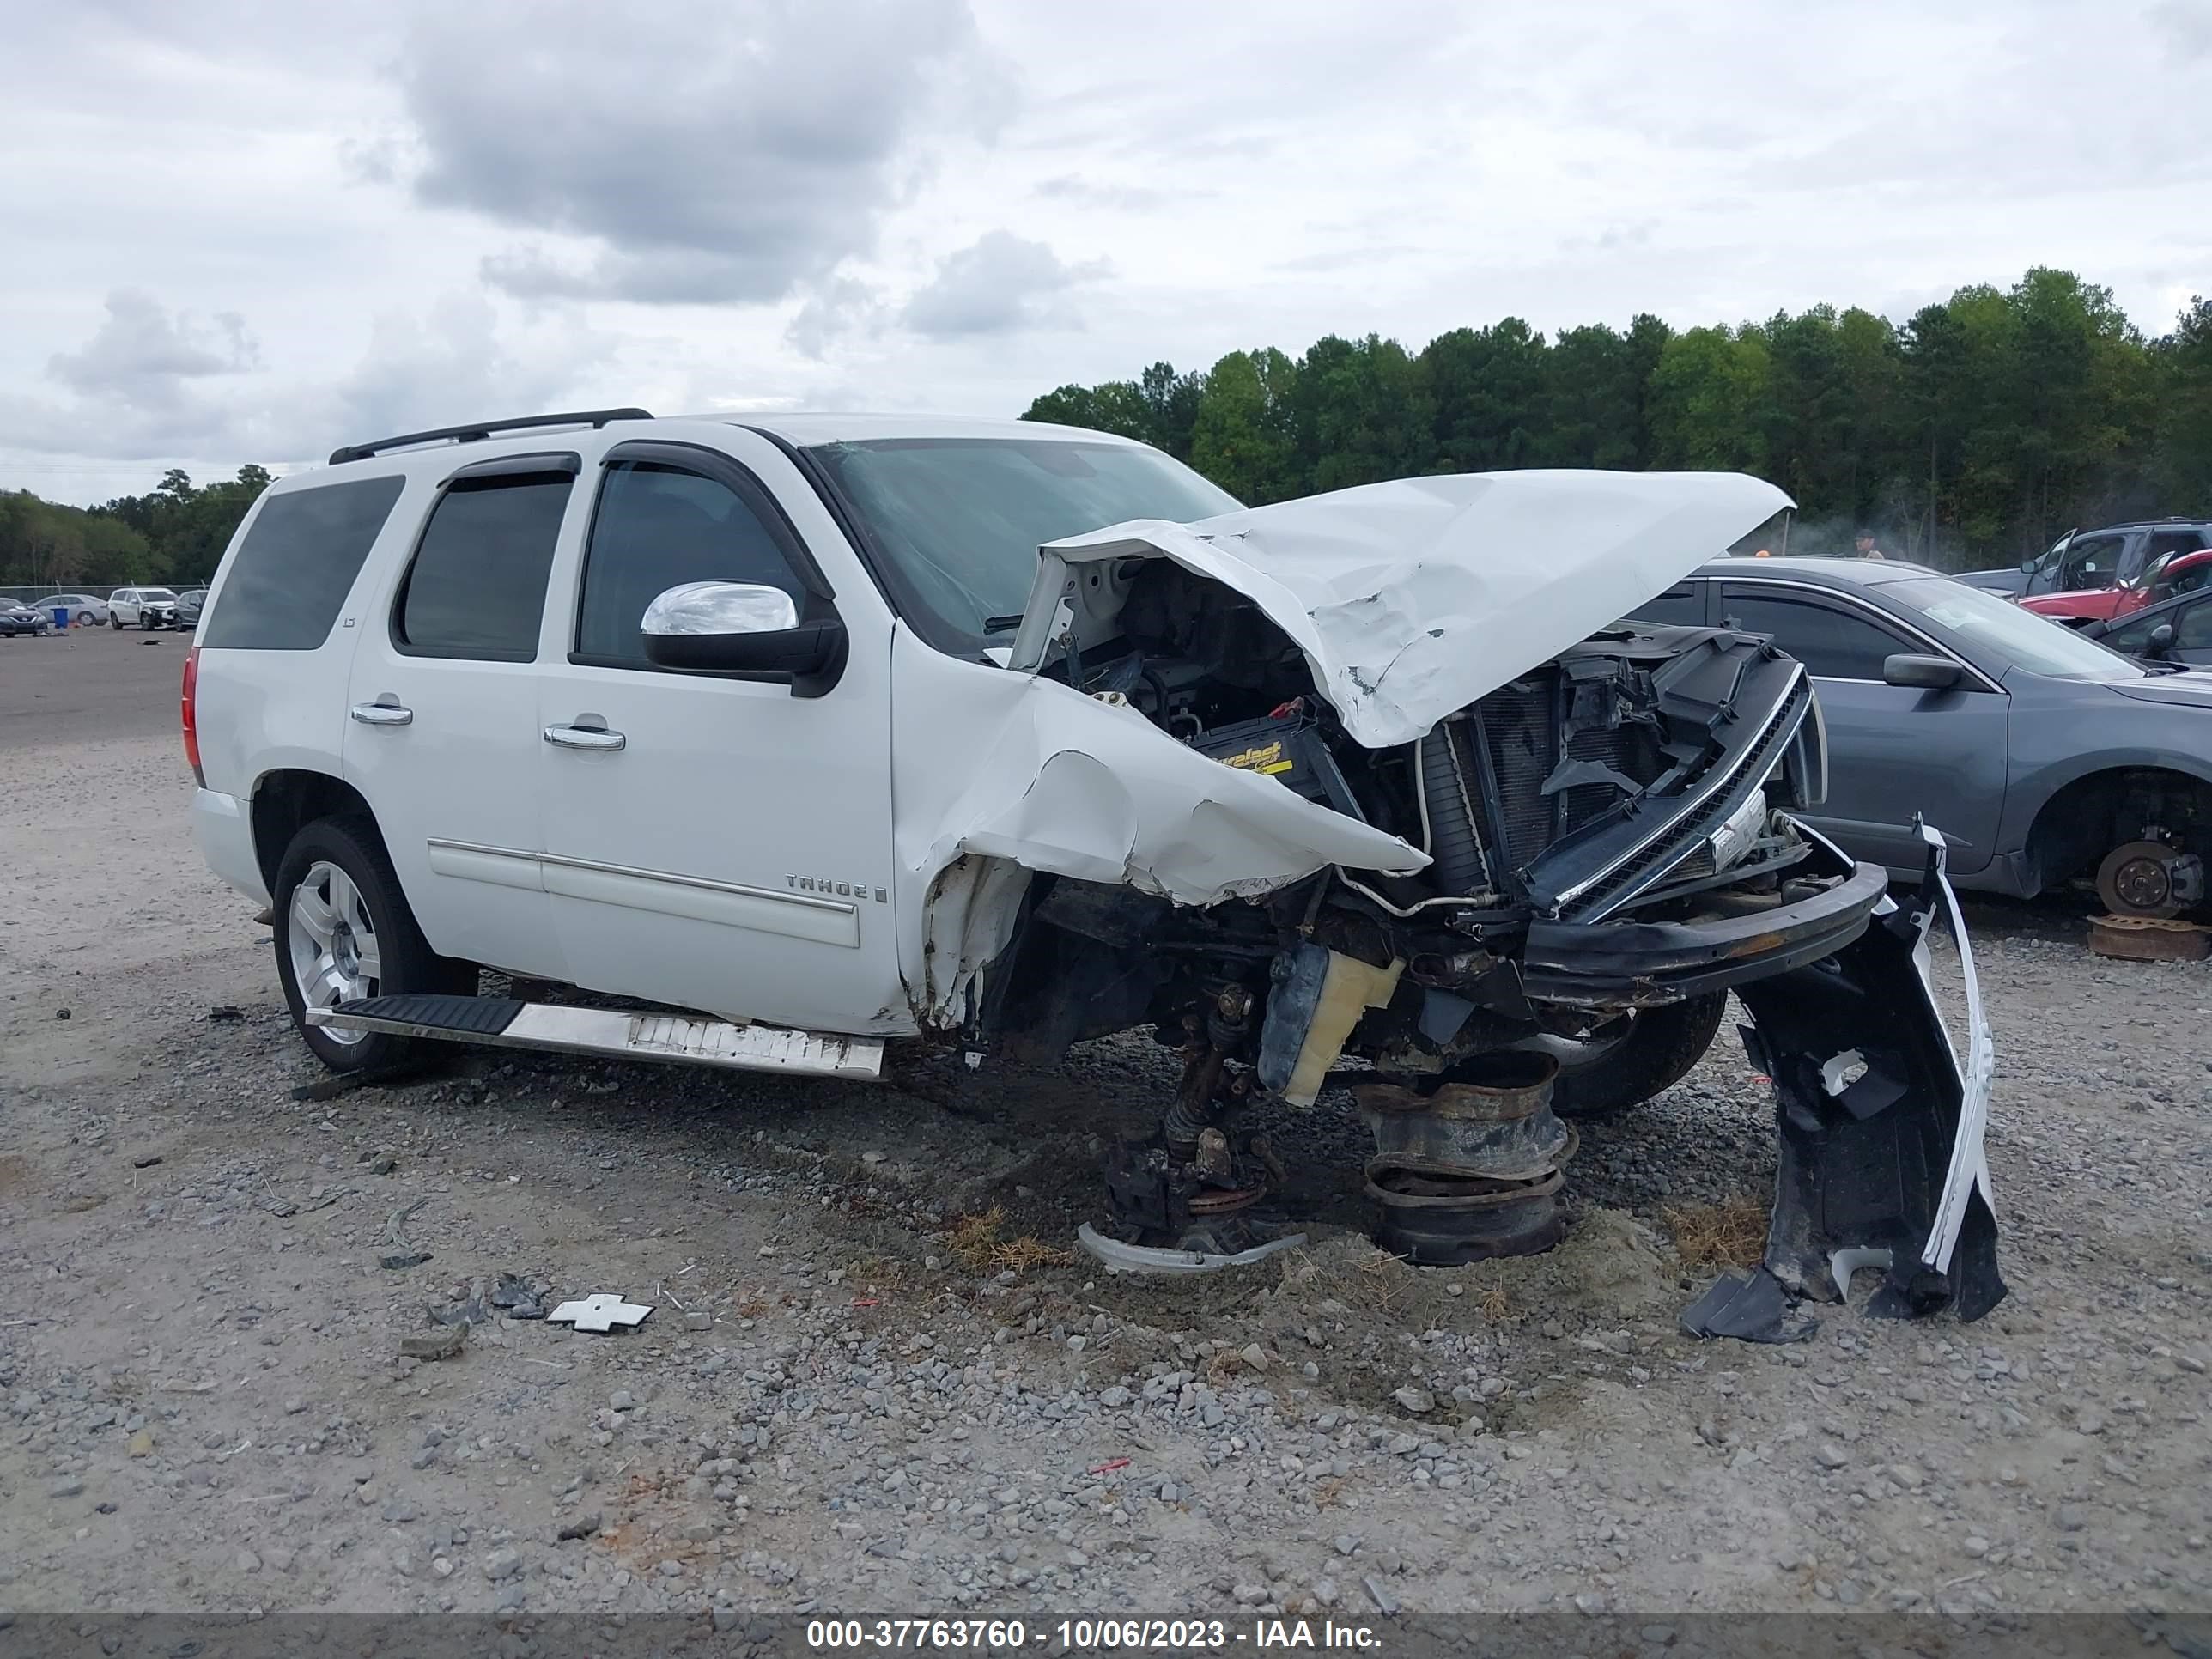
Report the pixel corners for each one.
[2,630,2208,1623]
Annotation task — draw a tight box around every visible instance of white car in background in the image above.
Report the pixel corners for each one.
[109,586,183,629]
[31,592,110,627]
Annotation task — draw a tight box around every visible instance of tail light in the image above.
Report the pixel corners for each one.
[181,645,204,787]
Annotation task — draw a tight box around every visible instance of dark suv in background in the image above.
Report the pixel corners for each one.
[1958,519,2212,599]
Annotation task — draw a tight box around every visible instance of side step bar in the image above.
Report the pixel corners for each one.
[305,994,884,1080]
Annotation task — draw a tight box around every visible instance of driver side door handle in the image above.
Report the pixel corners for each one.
[544,724,626,752]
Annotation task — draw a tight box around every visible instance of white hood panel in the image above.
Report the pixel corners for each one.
[1036,470,1792,750]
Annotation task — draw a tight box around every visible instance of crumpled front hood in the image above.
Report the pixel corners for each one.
[1038,469,1792,750]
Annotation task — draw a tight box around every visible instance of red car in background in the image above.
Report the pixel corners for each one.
[2018,545,2212,625]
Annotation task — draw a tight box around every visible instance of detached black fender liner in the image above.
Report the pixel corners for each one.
[1731,823,2005,1326]
[1519,851,1889,1006]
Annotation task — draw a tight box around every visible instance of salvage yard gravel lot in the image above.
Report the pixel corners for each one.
[2,629,2208,1620]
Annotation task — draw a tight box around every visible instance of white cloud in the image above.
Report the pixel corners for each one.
[3,0,2209,500]
[398,0,1012,305]
[902,232,1107,339]
[46,289,258,400]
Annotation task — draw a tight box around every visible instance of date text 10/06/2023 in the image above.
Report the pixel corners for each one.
[805,1620,1384,1652]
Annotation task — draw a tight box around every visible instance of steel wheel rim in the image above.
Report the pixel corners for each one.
[288,860,380,1045]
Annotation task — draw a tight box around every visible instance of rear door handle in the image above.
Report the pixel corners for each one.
[544,724,625,752]
[349,702,413,726]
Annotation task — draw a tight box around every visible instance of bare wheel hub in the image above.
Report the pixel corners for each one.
[2097,840,2185,919]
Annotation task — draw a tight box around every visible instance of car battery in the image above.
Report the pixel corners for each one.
[1188,704,1364,819]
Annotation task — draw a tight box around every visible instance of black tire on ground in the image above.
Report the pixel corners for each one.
[109,614,122,629]
[1540,992,1730,1121]
[270,814,474,1073]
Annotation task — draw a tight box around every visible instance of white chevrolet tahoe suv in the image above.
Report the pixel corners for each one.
[185,407,2001,1319]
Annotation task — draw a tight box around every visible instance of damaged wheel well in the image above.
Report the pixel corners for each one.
[251,769,381,892]
[2022,766,2212,894]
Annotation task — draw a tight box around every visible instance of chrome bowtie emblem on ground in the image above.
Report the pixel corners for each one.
[546,1293,653,1333]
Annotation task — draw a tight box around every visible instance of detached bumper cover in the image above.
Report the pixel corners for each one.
[1727,822,2003,1326]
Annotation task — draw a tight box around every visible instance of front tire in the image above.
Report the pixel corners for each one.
[1515,993,1729,1121]
[271,815,473,1073]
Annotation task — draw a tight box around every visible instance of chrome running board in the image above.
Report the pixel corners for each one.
[305,994,883,1080]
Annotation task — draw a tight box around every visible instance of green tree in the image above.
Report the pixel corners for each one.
[1189,349,1303,503]
[1533,320,1661,469]
[2154,296,2212,508]
[0,489,155,587]
[1647,325,1772,473]
[1137,362,1205,461]
[1022,381,1152,440]
[1420,319,1547,471]
[1018,270,2205,565]
[1296,333,1435,493]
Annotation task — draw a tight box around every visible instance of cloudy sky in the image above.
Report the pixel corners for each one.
[6,0,2209,502]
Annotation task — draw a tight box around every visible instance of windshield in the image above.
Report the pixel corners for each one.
[144,590,178,603]
[808,437,1240,643]
[1890,577,2144,681]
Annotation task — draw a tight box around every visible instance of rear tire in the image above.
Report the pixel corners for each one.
[109,614,122,629]
[271,815,474,1073]
[1522,993,1729,1121]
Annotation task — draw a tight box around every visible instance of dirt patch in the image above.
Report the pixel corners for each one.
[1455,1204,1683,1320]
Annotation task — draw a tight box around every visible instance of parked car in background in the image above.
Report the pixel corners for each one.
[109,586,183,629]
[2017,544,2212,626]
[1,600,53,636]
[175,588,208,629]
[31,592,110,627]
[2082,583,2212,668]
[1632,557,2212,918]
[1957,520,2212,599]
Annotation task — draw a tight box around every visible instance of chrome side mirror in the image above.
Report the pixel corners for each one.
[639,580,846,696]
[641,580,798,638]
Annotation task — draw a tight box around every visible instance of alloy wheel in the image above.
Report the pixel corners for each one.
[286,859,381,1045]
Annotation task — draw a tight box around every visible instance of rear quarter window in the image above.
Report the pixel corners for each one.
[201,476,407,650]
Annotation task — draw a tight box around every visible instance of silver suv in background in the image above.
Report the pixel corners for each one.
[109,587,183,629]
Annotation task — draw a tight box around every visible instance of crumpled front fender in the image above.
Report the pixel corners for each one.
[1724,822,2003,1326]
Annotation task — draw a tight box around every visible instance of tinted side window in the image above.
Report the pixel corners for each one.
[2180,599,2212,652]
[1719,588,1909,679]
[2101,610,2160,653]
[2057,534,2124,589]
[394,475,573,661]
[574,463,806,666]
[2143,531,2207,569]
[202,477,406,650]
[1626,584,1705,628]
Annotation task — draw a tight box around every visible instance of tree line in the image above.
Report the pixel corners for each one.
[0,465,272,592]
[1024,269,2212,566]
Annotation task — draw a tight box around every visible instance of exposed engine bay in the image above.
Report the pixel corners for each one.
[985,558,1845,1088]
[963,473,2002,1328]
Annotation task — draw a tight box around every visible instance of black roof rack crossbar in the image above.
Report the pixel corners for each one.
[328,408,653,466]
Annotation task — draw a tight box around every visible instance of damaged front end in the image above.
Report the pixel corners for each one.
[902,471,2002,1322]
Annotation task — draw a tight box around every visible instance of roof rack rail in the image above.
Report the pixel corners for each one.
[328,408,653,466]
